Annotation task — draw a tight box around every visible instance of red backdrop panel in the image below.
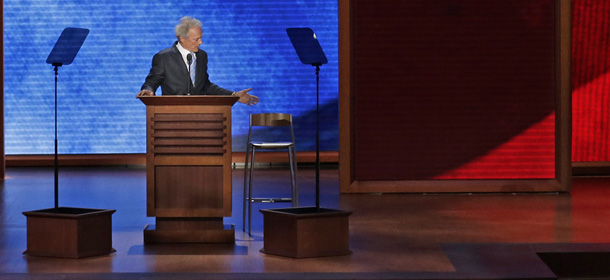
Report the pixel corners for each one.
[352,0,557,180]
[572,0,610,162]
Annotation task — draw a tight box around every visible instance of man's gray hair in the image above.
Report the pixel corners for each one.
[175,16,202,39]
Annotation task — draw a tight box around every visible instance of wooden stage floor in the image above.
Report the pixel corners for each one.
[1,166,610,279]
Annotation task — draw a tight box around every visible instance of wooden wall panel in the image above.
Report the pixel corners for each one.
[571,0,610,163]
[339,0,571,193]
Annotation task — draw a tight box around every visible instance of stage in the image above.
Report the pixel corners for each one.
[1,165,609,279]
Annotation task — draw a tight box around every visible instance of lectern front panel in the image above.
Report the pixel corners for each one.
[155,165,223,213]
[146,103,233,218]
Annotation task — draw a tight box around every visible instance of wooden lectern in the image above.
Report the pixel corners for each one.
[138,95,239,243]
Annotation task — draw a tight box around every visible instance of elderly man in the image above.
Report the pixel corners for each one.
[137,16,259,106]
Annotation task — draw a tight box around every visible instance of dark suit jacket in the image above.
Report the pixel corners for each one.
[141,42,233,95]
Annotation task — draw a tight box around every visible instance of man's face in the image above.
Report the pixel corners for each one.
[179,26,203,53]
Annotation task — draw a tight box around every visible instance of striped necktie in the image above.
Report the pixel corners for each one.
[189,52,196,85]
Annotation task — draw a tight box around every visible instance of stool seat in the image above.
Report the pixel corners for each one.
[243,113,298,236]
[250,141,294,148]
[250,198,293,203]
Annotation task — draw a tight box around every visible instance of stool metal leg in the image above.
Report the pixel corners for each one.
[242,143,251,232]
[292,145,299,206]
[288,145,298,207]
[248,146,257,236]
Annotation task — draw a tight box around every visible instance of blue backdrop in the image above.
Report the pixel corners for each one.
[4,0,338,154]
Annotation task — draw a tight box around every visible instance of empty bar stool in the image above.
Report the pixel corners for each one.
[243,113,298,235]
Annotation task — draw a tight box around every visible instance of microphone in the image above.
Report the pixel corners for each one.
[186,53,192,95]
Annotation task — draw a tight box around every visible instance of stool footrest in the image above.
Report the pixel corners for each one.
[250,198,293,203]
